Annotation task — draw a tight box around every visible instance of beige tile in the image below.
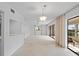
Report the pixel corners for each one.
[12,35,77,56]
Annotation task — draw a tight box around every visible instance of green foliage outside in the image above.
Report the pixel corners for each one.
[68,30,75,36]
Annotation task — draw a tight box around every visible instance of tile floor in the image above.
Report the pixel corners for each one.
[12,35,77,56]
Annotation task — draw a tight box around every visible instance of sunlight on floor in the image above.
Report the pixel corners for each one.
[68,44,79,52]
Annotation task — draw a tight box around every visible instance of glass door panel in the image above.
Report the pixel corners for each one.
[68,17,79,55]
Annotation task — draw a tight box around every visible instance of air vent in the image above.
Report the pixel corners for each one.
[11,8,15,14]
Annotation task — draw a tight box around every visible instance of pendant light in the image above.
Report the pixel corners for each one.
[40,4,47,21]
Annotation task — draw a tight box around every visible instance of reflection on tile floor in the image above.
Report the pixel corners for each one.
[12,35,77,56]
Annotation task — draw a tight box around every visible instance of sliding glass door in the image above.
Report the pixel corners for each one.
[68,16,79,55]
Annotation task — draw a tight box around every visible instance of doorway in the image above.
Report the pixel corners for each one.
[67,16,79,55]
[49,24,55,39]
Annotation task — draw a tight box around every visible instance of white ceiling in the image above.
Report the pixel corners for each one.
[7,2,79,25]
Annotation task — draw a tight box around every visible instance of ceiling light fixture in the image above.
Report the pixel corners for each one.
[40,4,47,21]
[40,16,47,21]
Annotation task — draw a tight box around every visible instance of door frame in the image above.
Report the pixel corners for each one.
[67,15,79,56]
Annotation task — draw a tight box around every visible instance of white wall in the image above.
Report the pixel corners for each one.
[41,25,47,35]
[22,20,33,39]
[33,25,47,35]
[0,3,32,56]
[3,4,24,56]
